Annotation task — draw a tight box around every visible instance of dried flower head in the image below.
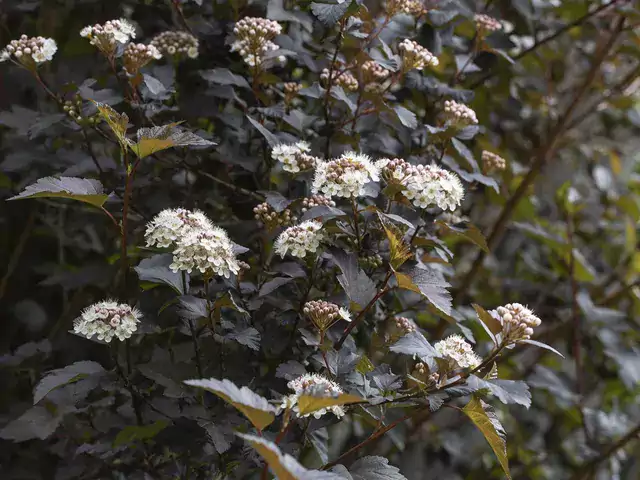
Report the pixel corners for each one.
[253,202,296,230]
[378,158,464,211]
[274,220,325,258]
[300,195,336,212]
[271,141,318,173]
[475,14,502,34]
[320,68,359,92]
[304,300,351,330]
[285,373,346,418]
[482,150,506,171]
[491,303,541,343]
[150,31,199,60]
[443,99,478,126]
[399,39,438,71]
[1,35,57,68]
[80,19,136,56]
[170,227,241,278]
[231,17,282,68]
[73,300,141,343]
[435,334,482,370]
[145,208,213,249]
[312,152,380,199]
[123,43,162,75]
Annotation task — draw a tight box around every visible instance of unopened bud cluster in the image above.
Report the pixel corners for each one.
[123,43,162,74]
[474,14,502,33]
[63,95,99,126]
[443,99,478,126]
[359,254,384,269]
[284,82,302,102]
[253,202,296,230]
[274,220,325,258]
[230,17,282,68]
[304,300,351,330]
[399,39,439,71]
[491,303,541,343]
[395,317,416,334]
[387,0,428,17]
[410,362,440,389]
[271,141,318,173]
[300,195,336,213]
[377,158,464,211]
[73,300,141,343]
[0,35,57,67]
[482,150,506,171]
[150,31,199,60]
[321,68,359,92]
[362,60,390,93]
[80,19,136,56]
[313,152,380,198]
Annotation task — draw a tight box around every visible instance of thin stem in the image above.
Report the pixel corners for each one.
[319,331,332,374]
[171,0,196,35]
[188,318,204,377]
[124,340,144,425]
[287,258,318,348]
[351,198,362,251]
[120,148,132,295]
[335,271,393,350]
[323,21,346,157]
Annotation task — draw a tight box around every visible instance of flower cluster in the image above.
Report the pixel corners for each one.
[123,43,162,75]
[475,14,502,34]
[443,99,478,126]
[283,373,346,418]
[482,150,506,171]
[411,362,440,388]
[491,303,542,343]
[301,195,336,212]
[145,208,240,278]
[253,202,296,230]
[387,0,428,17]
[274,220,325,258]
[435,334,482,370]
[395,317,416,334]
[230,17,282,68]
[312,152,380,198]
[80,19,136,56]
[271,141,317,173]
[399,39,439,71]
[304,300,351,330]
[150,31,199,60]
[362,60,391,93]
[0,35,57,67]
[284,82,302,103]
[320,68,359,92]
[73,300,141,343]
[63,95,99,126]
[378,158,464,211]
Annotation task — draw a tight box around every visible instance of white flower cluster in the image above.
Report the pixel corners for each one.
[482,150,506,171]
[320,67,359,92]
[491,303,541,343]
[387,0,427,17]
[123,43,162,74]
[145,208,240,278]
[0,35,57,67]
[230,17,282,67]
[474,14,502,33]
[150,31,199,59]
[435,334,482,370]
[443,99,478,126]
[378,158,464,211]
[399,39,439,71]
[274,220,325,258]
[80,19,136,55]
[313,152,380,199]
[73,300,141,343]
[271,141,318,173]
[304,300,351,330]
[282,373,346,418]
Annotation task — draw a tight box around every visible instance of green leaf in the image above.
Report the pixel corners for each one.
[297,392,363,416]
[346,456,408,479]
[134,254,188,295]
[7,176,109,208]
[389,331,438,370]
[520,339,565,358]
[92,101,130,149]
[113,420,169,447]
[473,304,503,342]
[184,378,277,431]
[437,221,490,253]
[33,360,105,404]
[311,2,351,27]
[466,376,532,408]
[462,397,511,479]
[237,433,343,480]
[395,265,452,315]
[379,216,411,270]
[131,123,216,159]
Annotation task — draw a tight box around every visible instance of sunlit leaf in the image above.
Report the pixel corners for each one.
[7,176,109,208]
[184,378,277,431]
[297,392,363,416]
[92,101,130,148]
[380,217,411,270]
[437,221,489,253]
[394,265,452,315]
[131,123,216,159]
[520,339,565,358]
[113,420,169,447]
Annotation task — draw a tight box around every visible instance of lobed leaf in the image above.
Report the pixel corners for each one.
[8,176,108,208]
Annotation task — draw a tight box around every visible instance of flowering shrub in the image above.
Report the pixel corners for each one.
[1,1,639,480]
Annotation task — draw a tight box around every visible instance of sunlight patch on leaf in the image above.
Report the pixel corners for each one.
[297,393,363,416]
[8,176,109,208]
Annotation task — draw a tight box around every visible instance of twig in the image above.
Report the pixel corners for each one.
[0,209,35,301]
[323,21,346,158]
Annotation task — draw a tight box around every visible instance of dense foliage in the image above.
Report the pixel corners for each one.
[1,1,639,479]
